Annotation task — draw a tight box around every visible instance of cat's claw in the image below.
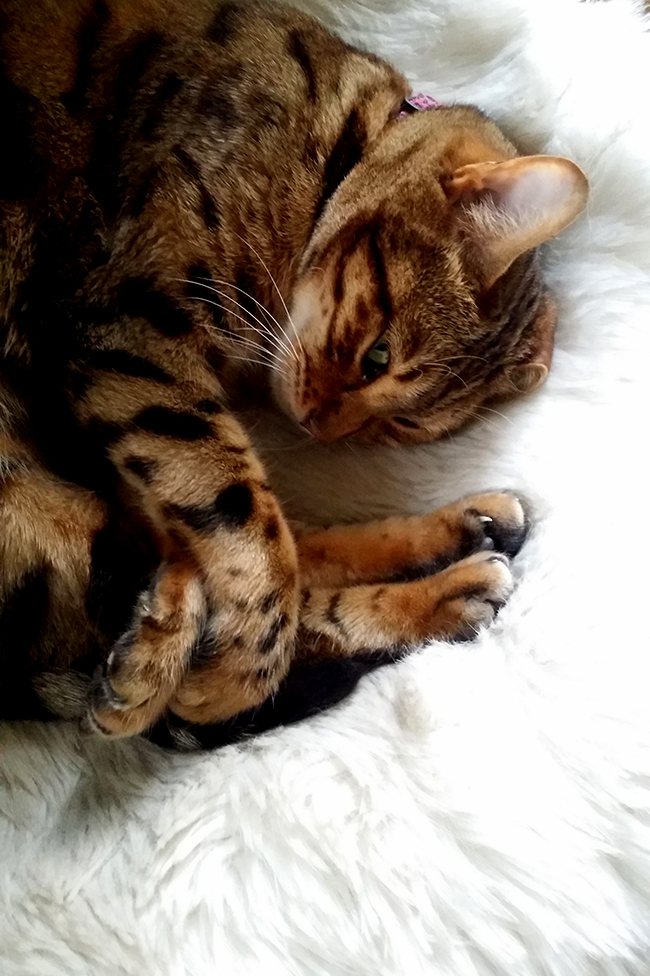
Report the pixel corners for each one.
[82,566,205,738]
[427,549,515,642]
[457,490,530,560]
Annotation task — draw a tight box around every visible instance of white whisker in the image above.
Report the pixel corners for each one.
[420,362,469,388]
[479,405,515,428]
[187,296,280,359]
[208,277,284,338]
[224,353,286,375]
[188,305,289,379]
[233,232,304,360]
[202,286,293,359]
[172,276,293,360]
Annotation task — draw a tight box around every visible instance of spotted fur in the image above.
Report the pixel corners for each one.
[0,0,587,746]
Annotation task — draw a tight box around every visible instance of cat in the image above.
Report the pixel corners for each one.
[0,0,588,749]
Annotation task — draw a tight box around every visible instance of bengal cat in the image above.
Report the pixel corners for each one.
[0,0,588,749]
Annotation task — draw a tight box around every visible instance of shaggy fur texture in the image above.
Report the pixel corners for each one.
[1,0,649,973]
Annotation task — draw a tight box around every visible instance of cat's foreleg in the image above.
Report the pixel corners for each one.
[295,491,529,588]
[296,549,515,657]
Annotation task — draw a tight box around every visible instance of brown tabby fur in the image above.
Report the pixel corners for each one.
[0,0,587,748]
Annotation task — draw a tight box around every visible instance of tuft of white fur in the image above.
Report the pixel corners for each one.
[2,1,650,974]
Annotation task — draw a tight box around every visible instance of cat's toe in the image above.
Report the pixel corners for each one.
[461,490,530,559]
[84,659,156,738]
[434,550,515,641]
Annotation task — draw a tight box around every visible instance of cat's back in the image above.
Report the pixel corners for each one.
[0,0,387,340]
[0,0,353,192]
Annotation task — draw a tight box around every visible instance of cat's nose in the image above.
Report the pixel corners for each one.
[300,405,364,442]
[299,411,322,439]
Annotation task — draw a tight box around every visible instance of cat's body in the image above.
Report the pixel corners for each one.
[0,0,587,748]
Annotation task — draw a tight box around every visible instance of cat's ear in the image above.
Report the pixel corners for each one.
[506,361,548,394]
[444,155,588,288]
[506,292,557,395]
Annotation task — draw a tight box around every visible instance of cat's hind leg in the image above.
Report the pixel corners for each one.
[0,426,108,718]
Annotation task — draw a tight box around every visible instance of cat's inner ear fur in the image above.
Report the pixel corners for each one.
[444,155,589,289]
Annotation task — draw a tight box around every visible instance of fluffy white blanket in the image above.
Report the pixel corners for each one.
[2,1,650,973]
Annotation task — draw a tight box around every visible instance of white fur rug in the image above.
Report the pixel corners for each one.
[2,1,650,973]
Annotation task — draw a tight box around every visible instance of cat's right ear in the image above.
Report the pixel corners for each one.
[443,155,589,289]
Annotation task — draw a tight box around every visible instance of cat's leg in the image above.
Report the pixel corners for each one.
[156,547,516,746]
[295,491,529,588]
[284,493,527,660]
[73,338,299,737]
[169,497,528,725]
[296,550,514,658]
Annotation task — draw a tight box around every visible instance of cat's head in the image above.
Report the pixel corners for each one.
[272,105,588,443]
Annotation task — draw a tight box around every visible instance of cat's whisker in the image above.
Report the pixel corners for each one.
[177,278,292,360]
[202,278,296,360]
[170,275,277,335]
[208,276,283,334]
[420,362,469,388]
[187,297,284,366]
[170,275,277,334]
[212,328,288,376]
[209,325,280,367]
[344,440,363,459]
[233,232,304,362]
[224,353,286,375]
[446,354,490,365]
[203,287,293,361]
[478,406,515,428]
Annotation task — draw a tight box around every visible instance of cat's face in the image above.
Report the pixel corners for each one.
[271,109,587,444]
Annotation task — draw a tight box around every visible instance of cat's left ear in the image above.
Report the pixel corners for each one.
[444,155,589,288]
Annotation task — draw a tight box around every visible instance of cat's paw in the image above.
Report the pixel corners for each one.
[378,550,514,644]
[324,549,515,648]
[423,549,515,641]
[84,564,204,738]
[446,490,530,560]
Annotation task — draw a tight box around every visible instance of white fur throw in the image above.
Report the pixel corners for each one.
[2,1,650,974]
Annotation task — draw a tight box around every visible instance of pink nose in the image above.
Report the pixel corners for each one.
[300,413,332,441]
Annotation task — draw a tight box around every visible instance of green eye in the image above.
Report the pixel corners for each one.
[362,334,390,382]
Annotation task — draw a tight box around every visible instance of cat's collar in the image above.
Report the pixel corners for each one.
[396,93,441,118]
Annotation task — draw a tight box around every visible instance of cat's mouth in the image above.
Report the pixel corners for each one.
[299,409,372,443]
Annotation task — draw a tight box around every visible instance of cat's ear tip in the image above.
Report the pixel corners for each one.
[533,153,590,210]
[506,361,549,394]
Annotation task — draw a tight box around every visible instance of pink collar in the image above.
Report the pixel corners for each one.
[397,93,441,118]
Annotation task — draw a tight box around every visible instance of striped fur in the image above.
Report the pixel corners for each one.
[0,0,584,746]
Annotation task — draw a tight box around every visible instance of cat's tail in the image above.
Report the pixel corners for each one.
[146,653,400,752]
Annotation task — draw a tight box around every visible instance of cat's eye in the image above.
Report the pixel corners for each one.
[394,417,419,429]
[362,334,390,382]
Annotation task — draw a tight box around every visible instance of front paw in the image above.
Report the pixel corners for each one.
[447,490,530,560]
[425,550,514,641]
[379,550,515,645]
